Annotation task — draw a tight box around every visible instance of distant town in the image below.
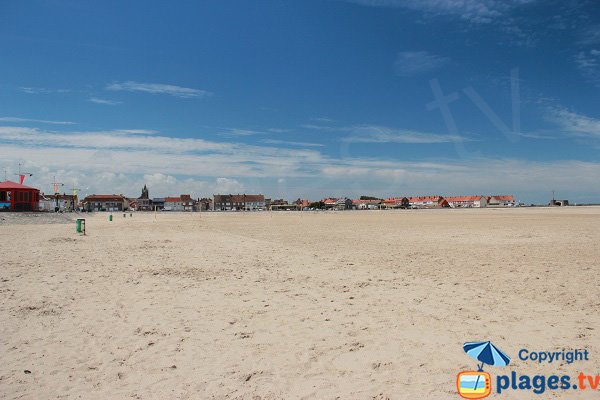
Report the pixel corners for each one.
[0,179,548,212]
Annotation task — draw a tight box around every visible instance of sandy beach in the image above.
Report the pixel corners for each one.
[1,208,599,399]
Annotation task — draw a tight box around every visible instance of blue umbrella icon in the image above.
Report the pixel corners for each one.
[463,341,511,394]
[464,341,511,371]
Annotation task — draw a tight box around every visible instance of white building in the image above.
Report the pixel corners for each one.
[352,199,382,209]
[164,196,184,211]
[445,195,488,208]
[488,195,517,207]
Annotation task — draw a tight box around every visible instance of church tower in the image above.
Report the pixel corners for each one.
[140,184,149,199]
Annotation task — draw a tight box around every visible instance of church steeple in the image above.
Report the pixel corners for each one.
[140,184,149,199]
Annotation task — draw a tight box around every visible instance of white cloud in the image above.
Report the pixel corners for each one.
[0,126,324,180]
[260,139,324,147]
[546,108,600,139]
[304,123,468,143]
[143,173,178,187]
[343,126,468,143]
[579,25,600,46]
[218,128,263,137]
[1,124,600,203]
[214,177,245,194]
[574,50,600,86]
[138,173,212,197]
[106,81,212,98]
[318,158,600,201]
[112,129,158,135]
[267,128,290,133]
[310,117,336,123]
[19,87,70,94]
[344,0,537,24]
[394,51,448,76]
[89,97,121,105]
[0,117,75,125]
[0,126,230,154]
[300,124,340,131]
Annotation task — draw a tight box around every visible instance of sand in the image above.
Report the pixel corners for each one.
[0,212,78,226]
[1,208,599,399]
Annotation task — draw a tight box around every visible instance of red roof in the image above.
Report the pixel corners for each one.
[491,195,515,201]
[0,180,39,190]
[383,197,408,204]
[352,199,381,204]
[445,195,485,202]
[409,196,443,203]
[164,197,181,202]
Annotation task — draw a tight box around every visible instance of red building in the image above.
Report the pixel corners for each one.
[0,181,41,211]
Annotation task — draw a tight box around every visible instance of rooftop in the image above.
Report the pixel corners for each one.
[0,180,39,190]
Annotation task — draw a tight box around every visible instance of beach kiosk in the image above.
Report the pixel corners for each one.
[0,180,40,211]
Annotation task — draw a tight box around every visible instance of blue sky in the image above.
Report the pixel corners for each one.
[1,0,600,203]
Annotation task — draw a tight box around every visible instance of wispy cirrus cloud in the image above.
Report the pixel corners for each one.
[0,116,75,125]
[572,22,600,87]
[342,125,468,143]
[89,97,122,105]
[303,123,469,143]
[300,124,339,131]
[112,129,159,135]
[343,0,538,24]
[260,139,324,147]
[0,126,229,154]
[19,87,70,94]
[546,107,600,139]
[574,49,600,86]
[394,51,449,77]
[311,117,336,123]
[578,24,600,46]
[217,128,264,137]
[106,81,212,98]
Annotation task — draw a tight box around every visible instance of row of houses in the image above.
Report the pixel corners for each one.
[36,190,267,212]
[75,193,516,211]
[0,180,519,212]
[213,194,265,211]
[77,185,212,212]
[79,194,213,212]
[78,192,314,212]
[345,195,517,210]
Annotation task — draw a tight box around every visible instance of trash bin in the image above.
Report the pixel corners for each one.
[109,214,113,221]
[76,218,86,234]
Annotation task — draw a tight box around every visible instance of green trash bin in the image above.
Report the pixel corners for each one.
[76,218,85,234]
[109,214,113,221]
